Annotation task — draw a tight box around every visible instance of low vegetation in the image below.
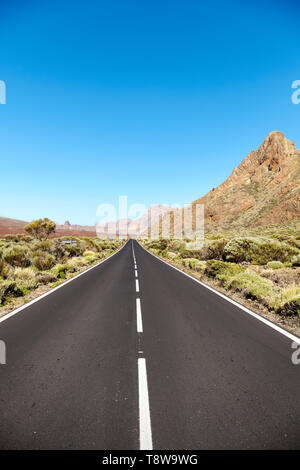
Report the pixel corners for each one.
[141,234,300,319]
[0,227,124,308]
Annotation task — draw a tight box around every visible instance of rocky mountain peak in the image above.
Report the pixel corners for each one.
[150,131,300,234]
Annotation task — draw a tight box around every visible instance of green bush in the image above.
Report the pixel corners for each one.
[168,240,186,251]
[276,299,300,317]
[36,239,54,252]
[223,237,299,264]
[2,245,31,267]
[33,253,56,271]
[266,261,284,270]
[12,267,37,290]
[292,255,300,267]
[65,244,82,257]
[0,259,12,279]
[0,280,23,304]
[4,234,32,243]
[194,261,206,272]
[35,272,57,284]
[179,249,195,259]
[55,264,68,278]
[202,238,228,260]
[66,257,87,271]
[83,250,96,257]
[146,238,168,251]
[226,272,273,301]
[205,260,244,279]
[166,251,177,260]
[205,260,272,302]
[183,258,199,269]
[24,218,56,240]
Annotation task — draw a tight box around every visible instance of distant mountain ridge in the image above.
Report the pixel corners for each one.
[96,205,171,237]
[0,217,97,237]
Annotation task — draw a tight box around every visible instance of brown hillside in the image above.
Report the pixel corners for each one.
[150,131,300,236]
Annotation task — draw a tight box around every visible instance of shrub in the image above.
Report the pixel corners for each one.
[147,239,168,251]
[183,258,199,269]
[0,260,12,279]
[51,264,68,278]
[202,239,228,260]
[179,249,195,259]
[226,272,273,301]
[84,255,98,264]
[223,237,299,264]
[35,272,57,284]
[194,261,206,272]
[24,218,56,240]
[83,250,96,257]
[0,280,23,304]
[64,257,88,273]
[12,267,37,290]
[36,239,54,252]
[205,260,244,279]
[186,249,204,260]
[186,241,203,251]
[51,242,67,262]
[277,299,300,317]
[67,257,86,270]
[65,244,82,257]
[169,240,186,251]
[166,251,177,260]
[266,261,284,270]
[4,234,32,243]
[3,245,31,267]
[33,253,56,271]
[205,260,272,302]
[292,255,300,267]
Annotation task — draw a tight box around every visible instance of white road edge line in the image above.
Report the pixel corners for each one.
[136,279,140,293]
[136,298,143,333]
[0,240,129,325]
[138,357,153,450]
[137,241,300,344]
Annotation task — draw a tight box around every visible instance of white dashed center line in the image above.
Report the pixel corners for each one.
[132,240,153,451]
[138,358,153,450]
[136,298,143,333]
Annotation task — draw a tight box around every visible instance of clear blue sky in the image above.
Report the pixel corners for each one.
[0,0,300,225]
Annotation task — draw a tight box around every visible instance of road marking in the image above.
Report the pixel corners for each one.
[136,298,143,333]
[132,241,153,450]
[0,241,129,325]
[138,358,153,450]
[138,242,300,344]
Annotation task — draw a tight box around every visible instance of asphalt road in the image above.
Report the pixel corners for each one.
[0,239,300,449]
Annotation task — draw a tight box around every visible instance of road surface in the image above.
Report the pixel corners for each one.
[0,240,299,449]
